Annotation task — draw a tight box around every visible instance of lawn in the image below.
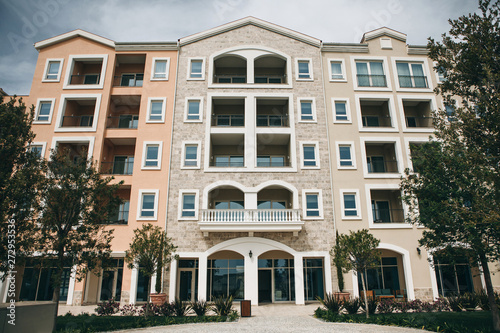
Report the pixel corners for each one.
[315,307,496,333]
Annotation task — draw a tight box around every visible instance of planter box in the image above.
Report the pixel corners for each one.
[334,292,351,301]
[150,293,167,305]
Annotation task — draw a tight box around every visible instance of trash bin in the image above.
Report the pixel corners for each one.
[240,300,251,317]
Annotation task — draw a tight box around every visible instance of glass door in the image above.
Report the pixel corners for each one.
[178,269,196,302]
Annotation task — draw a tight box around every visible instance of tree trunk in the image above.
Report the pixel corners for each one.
[360,272,369,319]
[52,284,61,333]
[145,276,151,317]
[479,253,500,332]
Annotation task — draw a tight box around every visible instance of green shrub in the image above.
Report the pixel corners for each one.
[377,298,395,314]
[460,292,479,311]
[361,296,379,315]
[172,298,191,317]
[228,309,240,322]
[212,295,234,316]
[447,294,464,312]
[342,297,361,314]
[316,293,343,313]
[190,299,209,316]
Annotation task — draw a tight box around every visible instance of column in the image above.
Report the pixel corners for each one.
[198,255,207,301]
[66,264,77,305]
[244,252,259,305]
[129,266,138,304]
[294,254,305,305]
[168,259,178,303]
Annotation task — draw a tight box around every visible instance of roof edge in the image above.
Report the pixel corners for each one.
[34,29,115,50]
[361,27,407,43]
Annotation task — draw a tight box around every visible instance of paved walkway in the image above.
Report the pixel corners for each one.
[60,303,425,333]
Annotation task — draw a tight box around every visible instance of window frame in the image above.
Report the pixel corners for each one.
[63,54,108,90]
[184,97,203,122]
[142,141,163,170]
[151,57,170,81]
[297,97,317,122]
[178,190,199,220]
[302,189,324,220]
[42,58,64,82]
[54,94,101,132]
[29,142,47,159]
[137,189,159,221]
[33,98,56,124]
[390,57,433,92]
[295,58,313,81]
[355,94,399,132]
[328,59,347,82]
[187,58,205,80]
[336,141,356,169]
[360,137,404,179]
[181,141,201,169]
[300,141,320,169]
[332,98,351,123]
[365,184,410,229]
[340,189,361,220]
[146,97,166,123]
[350,56,391,91]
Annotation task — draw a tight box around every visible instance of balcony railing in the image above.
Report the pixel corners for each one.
[398,75,428,88]
[372,208,405,223]
[209,159,244,167]
[107,115,139,129]
[357,74,387,87]
[214,74,247,83]
[103,219,128,225]
[256,115,289,127]
[367,159,398,173]
[405,116,433,128]
[69,74,100,85]
[201,209,301,223]
[254,74,286,84]
[113,74,144,87]
[61,115,94,127]
[101,161,134,175]
[211,115,244,127]
[361,115,392,127]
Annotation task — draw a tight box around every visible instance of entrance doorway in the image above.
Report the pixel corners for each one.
[178,269,196,302]
[258,270,272,302]
[257,250,295,303]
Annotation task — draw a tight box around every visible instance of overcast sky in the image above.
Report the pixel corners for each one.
[0,0,479,95]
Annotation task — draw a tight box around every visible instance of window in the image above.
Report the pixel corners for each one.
[436,65,446,83]
[142,142,162,169]
[372,200,391,223]
[357,257,401,293]
[30,144,45,158]
[185,98,203,122]
[34,99,55,123]
[337,143,355,168]
[445,104,455,122]
[299,98,316,122]
[179,190,199,220]
[356,61,386,87]
[343,194,357,217]
[112,156,134,175]
[366,156,386,173]
[188,58,204,80]
[43,59,63,82]
[182,142,200,168]
[303,258,325,301]
[151,58,169,80]
[301,142,319,169]
[207,259,244,301]
[329,59,345,81]
[257,155,286,167]
[296,59,312,80]
[332,99,350,122]
[108,201,129,224]
[138,190,158,220]
[118,115,139,129]
[147,98,165,122]
[214,156,244,167]
[396,62,427,88]
[302,190,323,219]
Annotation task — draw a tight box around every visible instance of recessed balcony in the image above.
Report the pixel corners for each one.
[106,95,141,130]
[360,99,393,128]
[370,190,405,224]
[256,98,289,127]
[402,99,433,129]
[213,55,247,83]
[211,98,245,127]
[112,54,146,87]
[254,55,287,84]
[365,142,399,174]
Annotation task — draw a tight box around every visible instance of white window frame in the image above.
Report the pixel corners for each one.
[340,189,361,220]
[350,56,392,91]
[365,184,411,229]
[33,98,56,124]
[295,58,313,81]
[433,61,446,84]
[29,142,47,159]
[187,57,205,80]
[300,141,320,169]
[50,136,95,161]
[42,58,64,82]
[355,94,398,132]
[54,94,101,132]
[146,97,166,123]
[390,57,433,92]
[297,97,316,122]
[302,189,323,220]
[151,57,170,81]
[336,141,356,169]
[178,190,199,220]
[142,141,163,170]
[181,141,201,169]
[328,59,347,82]
[397,95,437,133]
[360,137,404,179]
[137,189,159,221]
[332,98,351,123]
[184,97,203,122]
[63,54,108,90]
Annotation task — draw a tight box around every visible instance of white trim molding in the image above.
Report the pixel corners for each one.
[150,57,170,81]
[339,189,362,220]
[33,98,56,124]
[178,189,200,221]
[302,189,324,220]
[63,54,108,90]
[365,183,411,229]
[141,141,163,170]
[42,58,64,82]
[360,136,404,179]
[136,189,159,221]
[54,94,102,132]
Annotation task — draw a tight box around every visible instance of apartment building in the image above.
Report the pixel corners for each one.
[2,18,498,306]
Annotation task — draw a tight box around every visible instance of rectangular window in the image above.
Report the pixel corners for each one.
[339,145,353,167]
[148,99,165,122]
[189,59,204,79]
[257,155,286,167]
[30,145,44,158]
[372,200,391,223]
[143,143,162,169]
[108,201,129,224]
[44,60,62,81]
[214,156,244,167]
[334,101,348,122]
[140,193,156,218]
[182,194,196,217]
[396,62,427,88]
[118,115,139,129]
[356,61,386,87]
[152,58,169,80]
[83,74,100,85]
[446,105,455,122]
[343,194,357,216]
[185,98,203,121]
[330,61,344,80]
[299,99,315,121]
[184,144,199,167]
[297,59,312,80]
[302,190,323,219]
[37,101,52,122]
[301,143,319,168]
[306,194,319,217]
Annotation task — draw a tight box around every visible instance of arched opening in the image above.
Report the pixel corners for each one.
[213,55,247,83]
[204,185,245,222]
[207,250,244,301]
[254,55,287,84]
[257,185,293,209]
[258,250,294,303]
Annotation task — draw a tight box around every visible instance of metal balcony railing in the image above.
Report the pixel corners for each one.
[107,115,139,129]
[214,74,247,83]
[113,74,144,87]
[398,75,428,88]
[256,115,289,127]
[201,209,301,223]
[357,74,387,87]
[405,116,433,128]
[367,160,399,173]
[61,115,94,127]
[254,74,286,84]
[372,208,405,223]
[69,74,100,85]
[103,219,128,225]
[101,161,134,175]
[211,114,245,127]
[361,115,393,127]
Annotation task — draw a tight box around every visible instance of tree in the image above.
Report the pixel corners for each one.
[401,1,500,330]
[332,229,380,318]
[37,148,122,331]
[0,96,46,276]
[125,224,177,316]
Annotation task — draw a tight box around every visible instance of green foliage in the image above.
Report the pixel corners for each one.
[360,297,379,315]
[190,299,209,316]
[227,309,239,322]
[343,298,361,315]
[172,298,191,317]
[212,295,234,316]
[0,97,46,275]
[316,293,343,313]
[478,291,500,311]
[333,231,344,292]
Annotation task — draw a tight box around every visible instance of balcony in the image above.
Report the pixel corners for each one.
[199,209,303,236]
[101,138,136,182]
[209,133,244,168]
[213,55,246,84]
[105,188,130,225]
[112,54,146,88]
[113,73,143,87]
[256,98,289,127]
[100,158,134,175]
[370,189,405,224]
[357,74,387,87]
[106,95,141,131]
[360,99,393,128]
[69,74,100,85]
[61,115,94,128]
[402,100,433,129]
[211,114,244,127]
[254,55,287,84]
[59,98,97,129]
[211,98,245,127]
[67,57,103,87]
[365,142,399,174]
